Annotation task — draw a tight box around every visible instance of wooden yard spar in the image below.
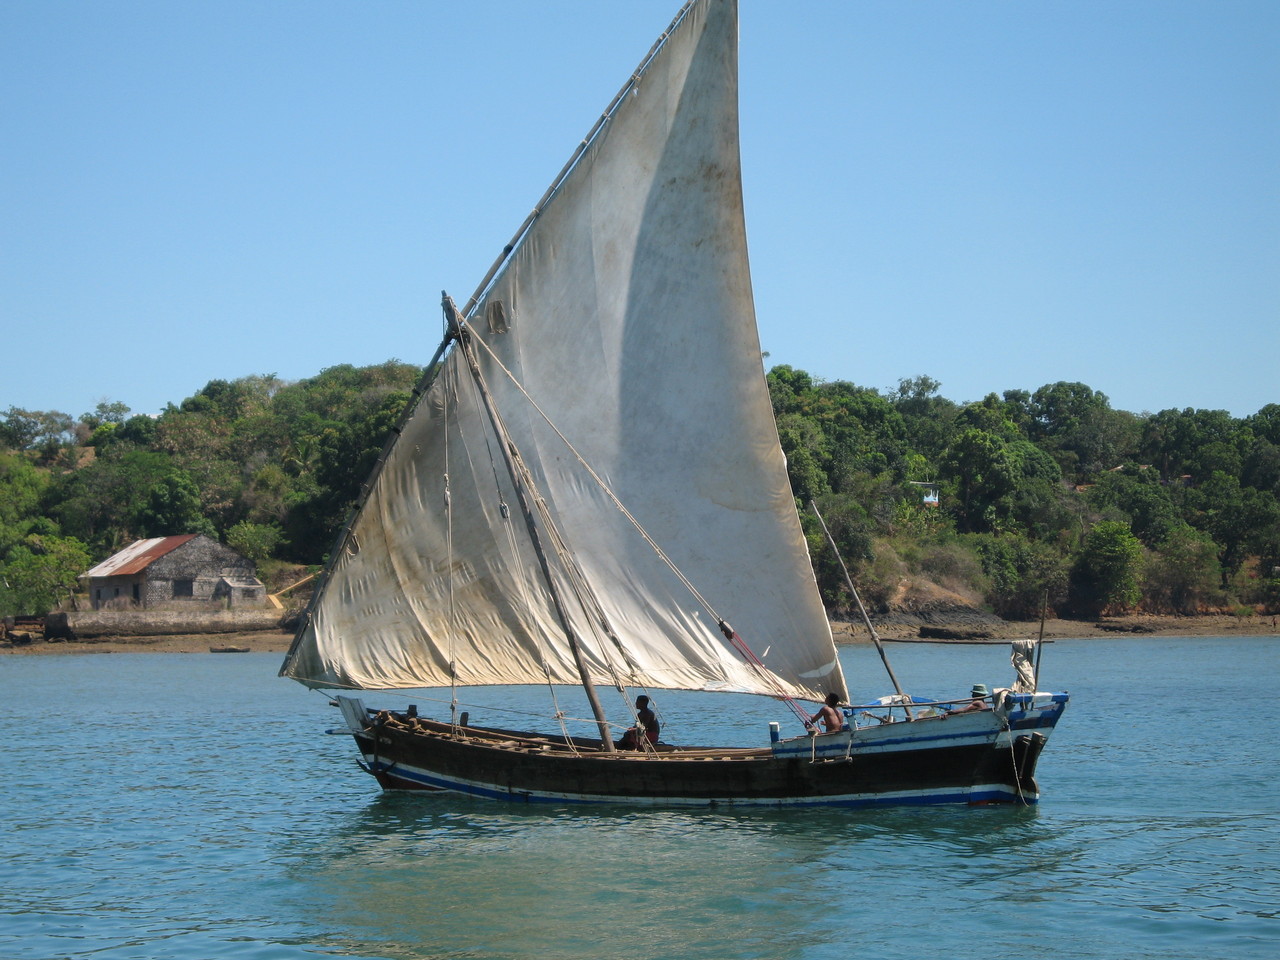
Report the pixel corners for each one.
[442,295,616,750]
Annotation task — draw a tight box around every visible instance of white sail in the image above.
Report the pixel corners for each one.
[282,0,846,704]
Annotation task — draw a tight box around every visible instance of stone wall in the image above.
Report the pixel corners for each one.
[147,536,259,605]
[49,609,284,639]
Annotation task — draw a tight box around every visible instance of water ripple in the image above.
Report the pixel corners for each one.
[3,643,1279,959]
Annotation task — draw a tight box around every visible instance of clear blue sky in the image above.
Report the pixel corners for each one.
[3,0,1276,422]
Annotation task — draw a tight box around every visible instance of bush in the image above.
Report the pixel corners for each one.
[969,533,1068,620]
[1070,521,1144,616]
[1141,525,1223,613]
[0,534,92,617]
[226,521,287,565]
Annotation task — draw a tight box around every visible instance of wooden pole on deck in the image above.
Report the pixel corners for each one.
[447,295,616,751]
[1034,591,1047,690]
[809,501,910,715]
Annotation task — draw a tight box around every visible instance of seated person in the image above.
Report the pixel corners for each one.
[617,694,660,750]
[949,683,992,713]
[807,693,845,734]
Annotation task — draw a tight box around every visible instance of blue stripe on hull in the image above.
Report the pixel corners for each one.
[366,758,1040,809]
[346,691,1064,809]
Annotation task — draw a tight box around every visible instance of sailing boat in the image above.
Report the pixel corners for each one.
[280,0,1068,807]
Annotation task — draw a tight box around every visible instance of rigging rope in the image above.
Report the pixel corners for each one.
[468,329,813,725]
[1008,731,1029,806]
[460,2,698,317]
[443,373,459,730]
[458,357,580,751]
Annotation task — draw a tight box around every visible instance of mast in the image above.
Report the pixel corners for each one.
[445,295,617,751]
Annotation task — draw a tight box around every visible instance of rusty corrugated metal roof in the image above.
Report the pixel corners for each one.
[82,535,199,578]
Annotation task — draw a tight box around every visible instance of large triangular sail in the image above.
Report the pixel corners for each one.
[281,0,846,704]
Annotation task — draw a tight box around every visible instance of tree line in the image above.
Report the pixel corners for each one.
[0,362,420,615]
[772,367,1279,620]
[2,361,1278,620]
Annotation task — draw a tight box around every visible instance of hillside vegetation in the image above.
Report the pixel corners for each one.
[2,363,1278,621]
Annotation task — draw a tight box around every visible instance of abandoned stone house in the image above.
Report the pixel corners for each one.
[81,534,266,610]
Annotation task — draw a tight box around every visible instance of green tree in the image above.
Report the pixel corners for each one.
[1142,525,1222,613]
[47,449,176,555]
[0,534,92,616]
[803,493,874,611]
[0,408,75,452]
[955,396,1021,441]
[283,385,414,560]
[116,414,158,447]
[1086,467,1182,547]
[971,532,1069,619]
[0,451,51,559]
[940,430,1061,534]
[226,521,286,564]
[1242,438,1280,495]
[1139,407,1240,481]
[1071,520,1144,615]
[775,413,830,504]
[79,400,131,431]
[240,462,295,524]
[940,428,1009,532]
[767,365,815,415]
[1026,382,1138,479]
[890,375,960,463]
[136,472,217,539]
[1183,472,1280,581]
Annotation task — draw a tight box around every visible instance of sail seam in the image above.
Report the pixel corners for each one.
[452,313,616,747]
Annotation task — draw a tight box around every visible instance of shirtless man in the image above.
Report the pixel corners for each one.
[948,684,992,714]
[808,693,844,734]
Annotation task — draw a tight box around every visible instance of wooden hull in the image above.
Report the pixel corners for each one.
[337,693,1067,808]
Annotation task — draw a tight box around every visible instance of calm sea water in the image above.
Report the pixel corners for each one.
[2,636,1276,960]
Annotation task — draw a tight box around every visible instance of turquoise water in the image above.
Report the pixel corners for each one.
[2,637,1277,959]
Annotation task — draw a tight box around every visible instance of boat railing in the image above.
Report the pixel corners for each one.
[843,695,954,727]
[844,691,1060,727]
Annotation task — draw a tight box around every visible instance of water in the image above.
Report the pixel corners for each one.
[2,637,1277,959]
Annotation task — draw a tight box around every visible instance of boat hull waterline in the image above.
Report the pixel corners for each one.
[336,693,1067,808]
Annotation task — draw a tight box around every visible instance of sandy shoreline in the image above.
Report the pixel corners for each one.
[0,629,297,656]
[3,613,1276,656]
[836,613,1280,642]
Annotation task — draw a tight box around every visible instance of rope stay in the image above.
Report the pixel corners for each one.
[467,328,814,725]
[446,297,617,750]
[444,368,458,729]
[455,329,582,752]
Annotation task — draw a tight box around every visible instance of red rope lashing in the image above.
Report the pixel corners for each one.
[718,619,810,726]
